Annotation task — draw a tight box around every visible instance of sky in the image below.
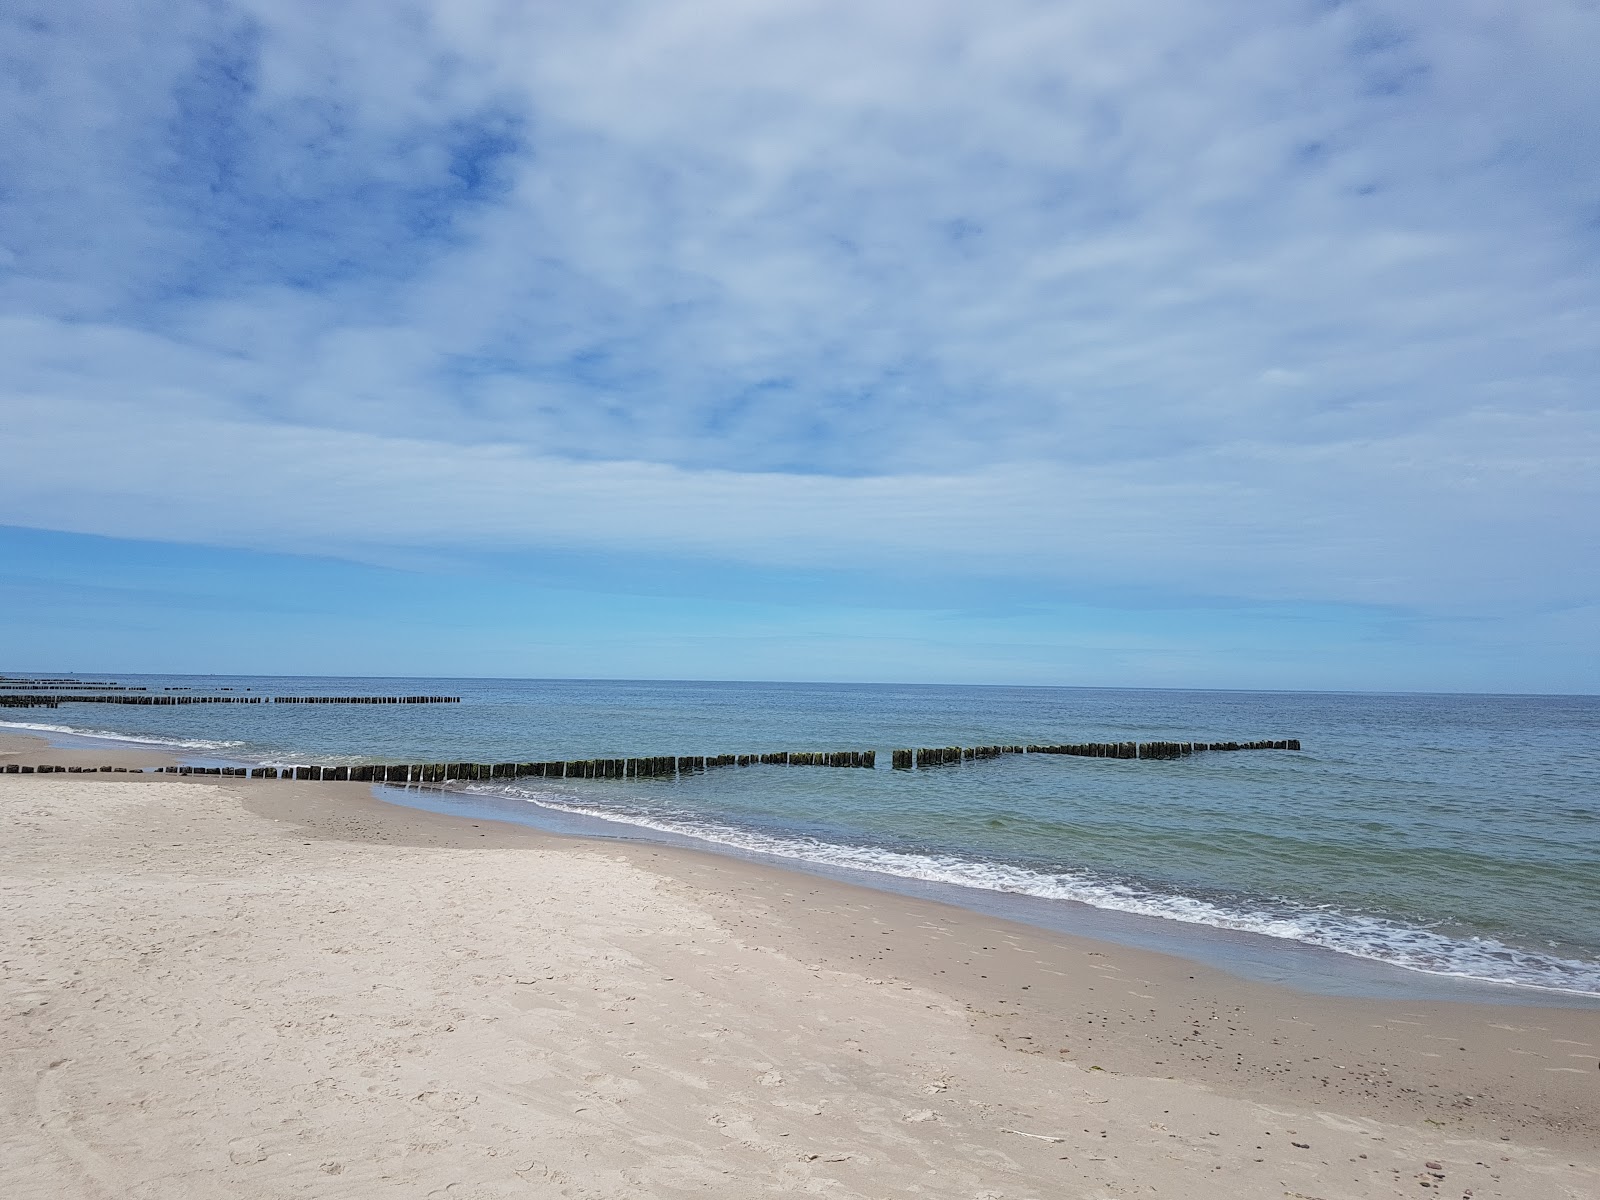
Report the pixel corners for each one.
[2,1,1597,691]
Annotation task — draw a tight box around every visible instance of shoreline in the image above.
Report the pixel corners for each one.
[273,774,1600,1152]
[4,729,1599,1186]
[9,720,1599,1009]
[383,777,1600,1010]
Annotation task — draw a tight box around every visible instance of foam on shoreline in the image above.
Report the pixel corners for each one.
[481,781,1600,997]
[0,718,245,753]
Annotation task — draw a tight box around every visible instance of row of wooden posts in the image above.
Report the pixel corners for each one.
[149,750,879,782]
[4,738,1300,779]
[0,683,143,691]
[894,745,1026,768]
[890,739,1300,768]
[270,695,459,704]
[1026,738,1300,760]
[0,695,264,708]
[0,693,459,708]
[4,765,142,773]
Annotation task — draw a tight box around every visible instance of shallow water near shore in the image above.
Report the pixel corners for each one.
[7,674,1599,1000]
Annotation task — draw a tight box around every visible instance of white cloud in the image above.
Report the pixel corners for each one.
[1,1,1597,626]
[4,374,1595,614]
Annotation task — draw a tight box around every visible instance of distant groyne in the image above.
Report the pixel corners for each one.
[0,694,459,708]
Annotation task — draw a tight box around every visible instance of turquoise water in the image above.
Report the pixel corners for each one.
[7,675,1599,996]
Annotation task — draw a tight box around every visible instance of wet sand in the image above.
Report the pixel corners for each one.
[3,731,1597,1198]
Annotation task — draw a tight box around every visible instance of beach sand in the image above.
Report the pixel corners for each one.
[2,731,1596,1198]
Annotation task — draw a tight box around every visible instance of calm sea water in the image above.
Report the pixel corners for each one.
[8,675,1599,998]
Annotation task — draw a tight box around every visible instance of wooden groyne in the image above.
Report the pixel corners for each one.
[0,683,147,691]
[1061,738,1298,758]
[1,694,269,707]
[269,695,459,704]
[179,750,879,782]
[0,694,265,707]
[126,742,1291,781]
[892,739,1299,767]
[0,693,459,708]
[5,740,1299,780]
[892,745,1025,768]
[4,765,142,773]
[0,677,126,687]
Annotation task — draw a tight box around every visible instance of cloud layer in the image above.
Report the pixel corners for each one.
[3,1,1598,666]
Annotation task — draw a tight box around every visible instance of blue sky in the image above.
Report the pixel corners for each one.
[2,1,1597,690]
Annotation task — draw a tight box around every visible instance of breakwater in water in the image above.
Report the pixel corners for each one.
[5,738,1300,781]
[895,739,1298,767]
[0,693,459,708]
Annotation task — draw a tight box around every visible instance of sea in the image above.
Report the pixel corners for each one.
[7,675,1599,1005]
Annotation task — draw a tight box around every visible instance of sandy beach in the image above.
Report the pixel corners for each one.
[2,731,1596,1199]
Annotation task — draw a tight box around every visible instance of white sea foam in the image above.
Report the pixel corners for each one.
[473,782,1600,997]
[0,719,244,753]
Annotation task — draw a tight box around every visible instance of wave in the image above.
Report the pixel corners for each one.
[472,781,1600,998]
[0,719,246,753]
